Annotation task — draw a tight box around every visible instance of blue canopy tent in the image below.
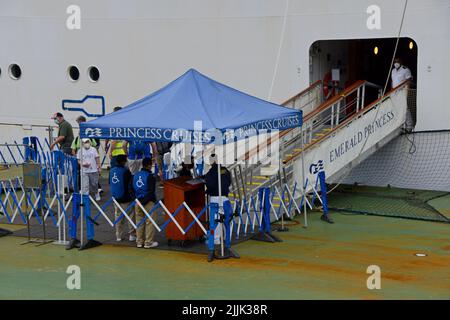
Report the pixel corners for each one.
[79,68,302,259]
[80,68,302,143]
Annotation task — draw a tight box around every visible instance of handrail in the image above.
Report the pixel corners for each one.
[281,80,322,106]
[303,80,366,122]
[241,80,368,163]
[283,80,409,164]
[194,80,324,166]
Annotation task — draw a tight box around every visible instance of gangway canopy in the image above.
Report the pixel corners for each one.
[80,69,302,144]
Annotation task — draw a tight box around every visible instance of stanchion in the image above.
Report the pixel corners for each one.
[53,166,68,246]
[252,187,282,242]
[318,171,334,224]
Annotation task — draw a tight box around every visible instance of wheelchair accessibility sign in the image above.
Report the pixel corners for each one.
[111,172,119,184]
[136,176,144,188]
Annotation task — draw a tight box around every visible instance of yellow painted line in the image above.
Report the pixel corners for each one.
[315,133,326,136]
[252,176,270,180]
[323,128,332,131]
[293,148,302,152]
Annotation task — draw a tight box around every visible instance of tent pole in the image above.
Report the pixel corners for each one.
[217,161,224,257]
[80,144,84,246]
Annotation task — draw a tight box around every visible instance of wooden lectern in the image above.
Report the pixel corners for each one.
[163,176,206,242]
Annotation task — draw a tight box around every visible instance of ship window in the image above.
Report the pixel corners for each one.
[0,67,2,78]
[88,66,100,82]
[68,65,80,81]
[9,64,22,80]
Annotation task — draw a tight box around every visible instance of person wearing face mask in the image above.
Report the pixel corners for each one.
[391,58,414,131]
[50,112,74,155]
[77,138,101,198]
[391,58,412,89]
[72,115,102,200]
[66,138,102,250]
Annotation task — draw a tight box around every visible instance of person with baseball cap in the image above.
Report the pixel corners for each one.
[50,112,74,155]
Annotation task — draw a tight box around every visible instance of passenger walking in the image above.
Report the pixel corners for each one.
[77,138,101,198]
[133,157,158,248]
[66,138,102,250]
[127,140,158,175]
[155,142,172,180]
[72,115,101,200]
[109,155,136,242]
[50,112,74,155]
[107,107,127,168]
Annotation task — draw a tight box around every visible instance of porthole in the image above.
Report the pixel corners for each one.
[9,64,22,80]
[88,66,100,82]
[68,65,80,81]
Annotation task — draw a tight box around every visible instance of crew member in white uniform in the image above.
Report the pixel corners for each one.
[391,57,412,88]
[391,57,414,131]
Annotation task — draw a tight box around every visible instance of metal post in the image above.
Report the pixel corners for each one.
[232,167,242,204]
[356,87,360,112]
[58,168,62,243]
[217,162,224,257]
[276,134,288,232]
[331,105,335,127]
[54,165,67,245]
[300,128,308,228]
[336,102,341,125]
[62,166,66,244]
[361,84,366,109]
[46,125,54,146]
[80,146,84,246]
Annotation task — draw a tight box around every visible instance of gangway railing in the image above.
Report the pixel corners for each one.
[281,80,323,114]
[224,80,410,228]
[284,81,409,164]
[189,80,324,170]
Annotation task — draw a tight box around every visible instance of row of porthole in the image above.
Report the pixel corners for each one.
[0,64,100,82]
[68,65,100,82]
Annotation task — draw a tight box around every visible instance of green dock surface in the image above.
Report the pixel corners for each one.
[0,212,449,300]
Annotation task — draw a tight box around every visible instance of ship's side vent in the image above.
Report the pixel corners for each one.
[9,64,21,80]
[88,66,100,82]
[68,65,80,81]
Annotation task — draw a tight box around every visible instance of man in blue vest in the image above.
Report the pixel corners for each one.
[133,157,158,248]
[109,154,137,242]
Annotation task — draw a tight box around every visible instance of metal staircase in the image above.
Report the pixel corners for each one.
[226,80,410,219]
